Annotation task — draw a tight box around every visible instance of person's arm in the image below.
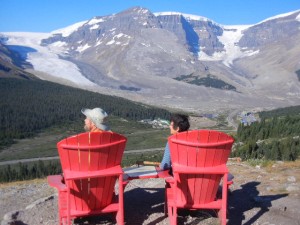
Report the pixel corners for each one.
[136,143,171,169]
[159,142,171,170]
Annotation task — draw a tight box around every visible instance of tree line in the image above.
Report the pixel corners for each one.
[0,152,164,183]
[0,78,171,148]
[174,73,236,91]
[259,105,300,119]
[232,106,300,161]
[0,161,61,183]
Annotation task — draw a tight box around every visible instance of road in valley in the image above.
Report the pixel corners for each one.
[226,109,240,130]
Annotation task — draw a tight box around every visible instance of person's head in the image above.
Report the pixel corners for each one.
[81,108,109,132]
[169,114,190,134]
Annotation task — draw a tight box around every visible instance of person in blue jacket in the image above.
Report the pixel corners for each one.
[139,114,190,174]
[139,114,234,181]
[159,114,190,170]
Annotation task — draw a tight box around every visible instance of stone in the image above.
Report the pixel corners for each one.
[287,176,296,182]
[3,211,19,221]
[286,185,300,192]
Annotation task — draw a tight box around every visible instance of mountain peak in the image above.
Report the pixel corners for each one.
[51,20,87,37]
[256,9,300,25]
[1,7,300,112]
[154,12,209,21]
[120,6,152,16]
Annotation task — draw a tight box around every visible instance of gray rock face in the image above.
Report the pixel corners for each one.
[157,14,200,54]
[188,19,224,55]
[42,7,162,55]
[239,11,300,49]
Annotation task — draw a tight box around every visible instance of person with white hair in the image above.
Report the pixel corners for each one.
[81,107,110,132]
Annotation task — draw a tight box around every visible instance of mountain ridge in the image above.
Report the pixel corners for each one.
[1,7,300,113]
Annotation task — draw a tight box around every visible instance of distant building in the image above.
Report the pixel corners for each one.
[139,118,170,129]
[160,119,170,126]
[202,113,218,119]
[240,112,257,126]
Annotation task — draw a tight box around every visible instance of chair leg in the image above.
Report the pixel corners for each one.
[59,214,62,225]
[164,181,171,216]
[116,210,124,225]
[61,217,67,225]
[218,208,227,225]
[173,207,177,225]
[58,189,68,225]
[168,205,177,225]
[220,175,228,225]
[164,189,168,216]
[167,205,172,224]
[164,202,168,216]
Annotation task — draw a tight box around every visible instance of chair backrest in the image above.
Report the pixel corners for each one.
[57,132,127,212]
[168,130,234,206]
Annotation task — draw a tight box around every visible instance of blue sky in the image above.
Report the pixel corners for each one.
[1,0,300,32]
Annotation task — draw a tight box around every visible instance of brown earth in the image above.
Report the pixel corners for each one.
[1,160,300,225]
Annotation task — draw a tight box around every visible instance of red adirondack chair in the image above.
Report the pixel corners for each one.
[165,130,234,225]
[47,132,127,225]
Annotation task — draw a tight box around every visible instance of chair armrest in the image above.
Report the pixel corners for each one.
[64,165,123,180]
[157,168,172,178]
[165,177,175,185]
[172,164,228,175]
[47,175,67,191]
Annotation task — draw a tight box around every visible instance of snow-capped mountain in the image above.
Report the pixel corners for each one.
[1,7,300,112]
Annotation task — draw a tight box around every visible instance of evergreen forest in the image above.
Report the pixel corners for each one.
[1,77,300,182]
[0,78,171,148]
[232,105,300,161]
[0,161,61,182]
[174,74,236,91]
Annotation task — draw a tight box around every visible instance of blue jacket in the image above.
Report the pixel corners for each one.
[160,142,171,170]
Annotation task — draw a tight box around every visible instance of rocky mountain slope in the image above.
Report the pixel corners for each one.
[1,7,300,112]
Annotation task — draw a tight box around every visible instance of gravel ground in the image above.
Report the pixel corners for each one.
[1,160,300,225]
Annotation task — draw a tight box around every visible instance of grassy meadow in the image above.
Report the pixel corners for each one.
[0,116,170,162]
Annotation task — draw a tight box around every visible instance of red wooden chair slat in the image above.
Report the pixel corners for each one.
[48,132,127,225]
[166,130,234,225]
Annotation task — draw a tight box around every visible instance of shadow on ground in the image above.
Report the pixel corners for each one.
[124,187,166,225]
[70,181,289,225]
[228,181,288,225]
